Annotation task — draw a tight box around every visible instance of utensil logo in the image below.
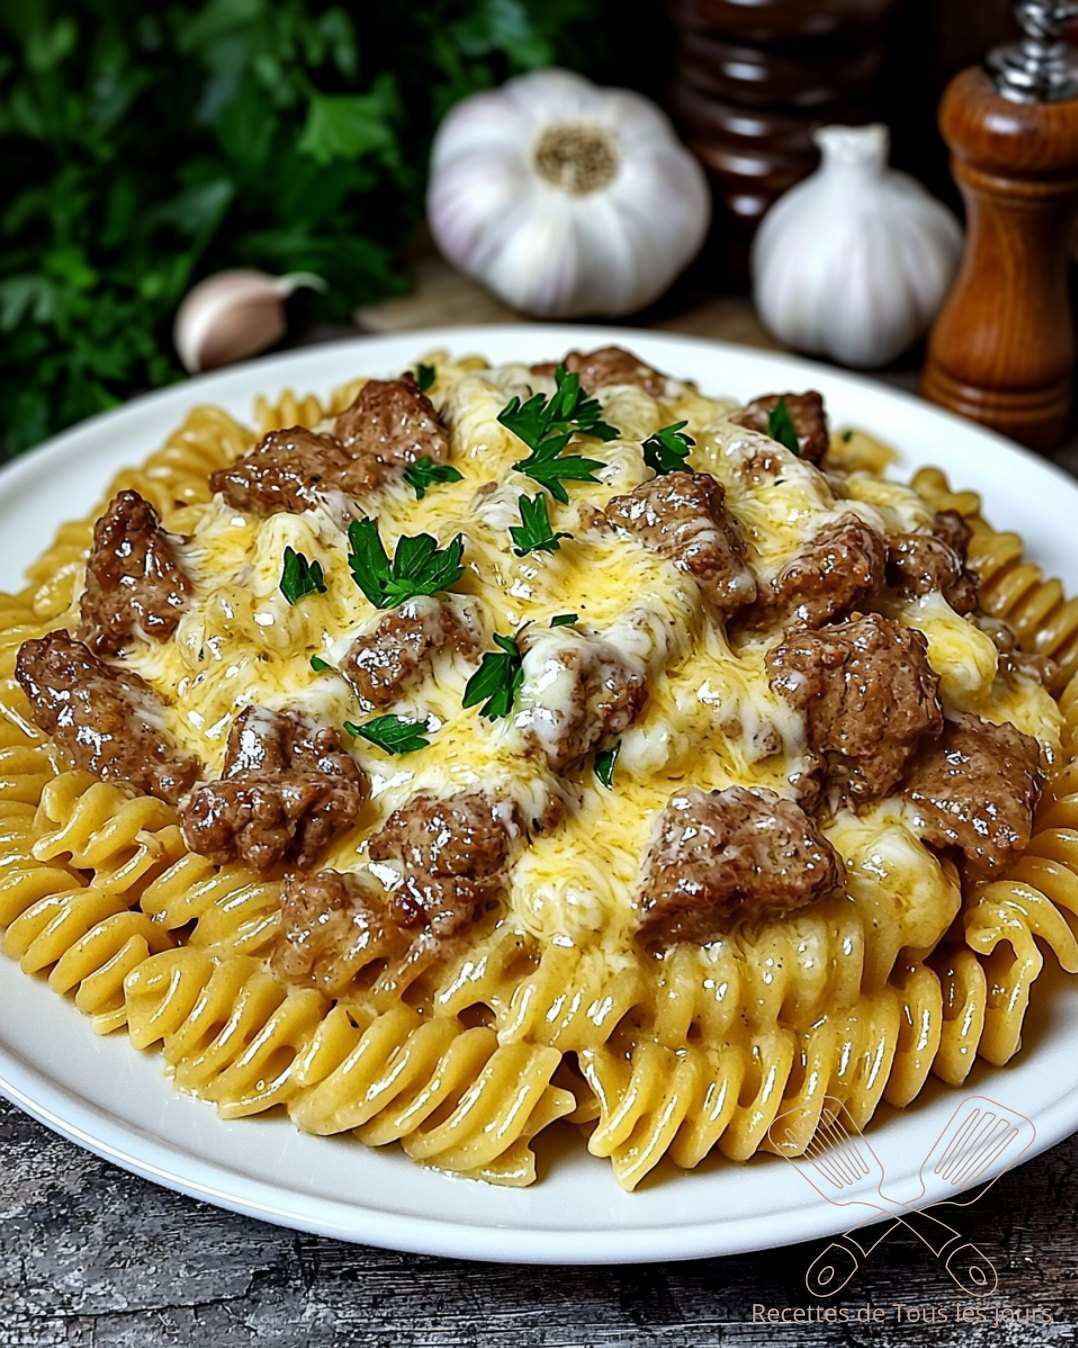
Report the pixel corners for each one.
[766,1094,1036,1299]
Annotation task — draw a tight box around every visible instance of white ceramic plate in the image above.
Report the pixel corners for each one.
[3,325,1078,1265]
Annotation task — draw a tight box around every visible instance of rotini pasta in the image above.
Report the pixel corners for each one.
[3,345,1077,1195]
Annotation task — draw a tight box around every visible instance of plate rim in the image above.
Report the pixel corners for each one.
[4,321,1078,1264]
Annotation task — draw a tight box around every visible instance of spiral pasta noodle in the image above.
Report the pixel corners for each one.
[2,356,1078,1194]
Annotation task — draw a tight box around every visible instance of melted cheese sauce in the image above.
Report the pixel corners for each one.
[103,354,1060,951]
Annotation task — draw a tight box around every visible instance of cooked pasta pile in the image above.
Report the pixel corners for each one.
[2,346,1076,1191]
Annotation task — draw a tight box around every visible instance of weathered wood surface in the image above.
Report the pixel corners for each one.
[2,1097,1076,1347]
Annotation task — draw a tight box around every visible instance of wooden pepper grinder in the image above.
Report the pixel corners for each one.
[921,1,1078,450]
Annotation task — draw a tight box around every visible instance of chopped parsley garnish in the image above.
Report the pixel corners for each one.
[550,613,578,627]
[344,714,432,755]
[347,518,464,610]
[310,655,333,673]
[594,741,621,789]
[509,493,571,557]
[842,429,853,443]
[415,362,437,393]
[279,547,326,605]
[499,364,619,504]
[403,456,463,500]
[767,398,800,455]
[642,420,694,476]
[463,633,524,721]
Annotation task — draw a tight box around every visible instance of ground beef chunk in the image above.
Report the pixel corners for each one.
[180,706,367,871]
[933,509,972,560]
[976,615,1056,684]
[531,346,667,397]
[210,426,379,515]
[903,713,1044,875]
[341,596,479,710]
[603,471,757,616]
[270,868,411,995]
[368,791,518,938]
[333,373,449,472]
[637,786,844,945]
[516,626,648,772]
[886,531,978,614]
[79,491,191,655]
[15,630,199,805]
[733,391,829,465]
[768,612,943,805]
[750,515,885,630]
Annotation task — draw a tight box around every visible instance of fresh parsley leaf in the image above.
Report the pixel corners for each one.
[279,547,326,605]
[642,421,694,476]
[403,456,463,500]
[842,429,853,443]
[463,632,524,721]
[509,493,571,557]
[499,365,618,504]
[310,655,333,673]
[415,362,436,393]
[344,713,432,755]
[347,519,465,609]
[550,613,578,627]
[594,741,621,789]
[767,398,801,455]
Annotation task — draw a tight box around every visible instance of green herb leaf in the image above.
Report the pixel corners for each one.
[310,655,333,673]
[414,362,436,393]
[279,547,326,605]
[550,613,578,627]
[594,741,621,789]
[344,713,432,755]
[767,399,800,455]
[509,493,572,557]
[463,632,524,721]
[642,421,694,476]
[500,365,617,504]
[347,519,464,609]
[403,455,463,500]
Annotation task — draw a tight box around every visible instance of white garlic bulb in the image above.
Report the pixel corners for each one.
[428,68,710,318]
[174,270,324,373]
[752,124,962,369]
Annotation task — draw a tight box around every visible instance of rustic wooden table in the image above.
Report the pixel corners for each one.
[4,269,1077,1347]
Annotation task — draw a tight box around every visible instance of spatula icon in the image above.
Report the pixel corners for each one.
[769,1094,1034,1298]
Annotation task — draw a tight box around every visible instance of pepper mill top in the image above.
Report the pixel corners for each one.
[920,2,1078,451]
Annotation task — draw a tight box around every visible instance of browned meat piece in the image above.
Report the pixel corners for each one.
[210,426,380,515]
[333,373,449,472]
[603,471,757,616]
[181,706,367,871]
[933,509,972,560]
[976,615,1056,684]
[886,531,978,614]
[341,596,479,710]
[271,868,413,995]
[750,515,885,630]
[531,345,667,397]
[368,791,519,937]
[516,626,648,772]
[903,713,1044,875]
[768,612,943,805]
[15,630,199,805]
[733,391,829,464]
[637,786,844,945]
[78,491,191,655]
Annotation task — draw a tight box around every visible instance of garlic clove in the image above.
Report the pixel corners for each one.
[173,270,325,373]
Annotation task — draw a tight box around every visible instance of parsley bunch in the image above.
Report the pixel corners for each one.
[499,366,619,503]
[642,421,694,476]
[1,1,648,455]
[463,633,524,721]
[509,494,571,557]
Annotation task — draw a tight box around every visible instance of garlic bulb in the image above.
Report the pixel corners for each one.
[428,68,710,318]
[174,270,324,373]
[752,125,962,369]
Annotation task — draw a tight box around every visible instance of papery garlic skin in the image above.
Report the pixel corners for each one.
[752,125,962,369]
[174,270,324,373]
[428,68,710,318]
